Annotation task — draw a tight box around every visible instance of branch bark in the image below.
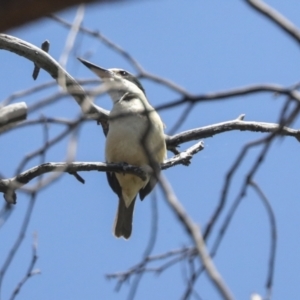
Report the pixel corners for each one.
[166,118,300,148]
[245,0,300,45]
[0,34,108,122]
[159,175,235,300]
[0,102,27,133]
[0,139,204,204]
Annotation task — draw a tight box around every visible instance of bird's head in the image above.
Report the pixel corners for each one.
[78,57,145,103]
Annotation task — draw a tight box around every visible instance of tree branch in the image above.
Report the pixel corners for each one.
[0,34,108,122]
[245,0,300,45]
[9,233,40,300]
[166,117,300,148]
[162,141,204,168]
[0,162,147,203]
[0,194,36,294]
[2,111,300,204]
[0,102,27,133]
[156,83,300,111]
[249,180,277,300]
[1,34,300,151]
[106,247,193,287]
[50,14,191,97]
[0,138,204,204]
[158,175,234,300]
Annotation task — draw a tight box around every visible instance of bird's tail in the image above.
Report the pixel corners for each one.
[114,197,136,239]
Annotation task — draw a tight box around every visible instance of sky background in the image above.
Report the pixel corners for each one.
[1,0,300,299]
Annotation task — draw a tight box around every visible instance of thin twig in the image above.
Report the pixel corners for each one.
[156,83,300,112]
[0,78,99,107]
[9,233,40,300]
[126,192,159,300]
[167,103,195,135]
[159,174,234,300]
[205,101,300,242]
[245,0,300,44]
[0,34,108,120]
[15,116,83,175]
[59,5,85,68]
[50,14,192,96]
[0,194,36,296]
[249,181,277,300]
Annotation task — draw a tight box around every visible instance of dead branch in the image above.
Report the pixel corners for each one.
[0,103,27,133]
[0,138,204,204]
[166,118,300,148]
[156,84,300,111]
[158,175,234,300]
[0,194,36,294]
[9,233,40,300]
[249,181,277,300]
[245,0,300,45]
[0,34,108,121]
[50,14,192,96]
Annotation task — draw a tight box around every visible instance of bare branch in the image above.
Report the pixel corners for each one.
[126,193,159,300]
[50,14,191,96]
[205,102,300,244]
[0,102,27,133]
[166,118,300,148]
[0,162,148,203]
[0,194,36,294]
[167,103,195,135]
[7,117,85,131]
[9,233,40,300]
[2,34,300,138]
[0,203,13,230]
[162,141,204,169]
[159,175,234,300]
[2,111,300,203]
[245,0,300,45]
[15,117,83,175]
[0,34,108,121]
[59,5,85,69]
[249,181,277,300]
[106,247,193,286]
[156,83,300,111]
[1,79,99,107]
[0,139,204,204]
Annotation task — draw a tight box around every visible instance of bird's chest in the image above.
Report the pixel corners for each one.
[105,113,151,164]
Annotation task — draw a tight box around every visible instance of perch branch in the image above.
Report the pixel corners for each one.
[0,138,203,204]
[0,162,147,204]
[0,34,108,121]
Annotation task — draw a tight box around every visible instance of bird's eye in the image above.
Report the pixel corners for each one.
[119,70,127,76]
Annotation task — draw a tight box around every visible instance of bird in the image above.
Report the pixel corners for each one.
[78,58,166,239]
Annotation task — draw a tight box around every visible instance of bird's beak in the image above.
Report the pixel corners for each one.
[77,57,112,79]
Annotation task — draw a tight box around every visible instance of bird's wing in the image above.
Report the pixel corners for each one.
[139,174,157,200]
[106,171,122,197]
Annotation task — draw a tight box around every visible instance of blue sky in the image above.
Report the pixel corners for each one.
[1,1,300,299]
